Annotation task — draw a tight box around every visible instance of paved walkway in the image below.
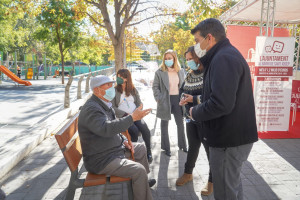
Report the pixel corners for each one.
[1,71,300,200]
[0,76,87,179]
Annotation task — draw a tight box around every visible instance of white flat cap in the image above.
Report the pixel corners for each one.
[90,75,115,90]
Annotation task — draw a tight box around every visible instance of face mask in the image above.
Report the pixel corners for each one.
[194,36,208,58]
[187,60,199,71]
[164,59,174,67]
[102,86,115,101]
[116,77,124,85]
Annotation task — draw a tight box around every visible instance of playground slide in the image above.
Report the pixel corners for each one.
[0,65,32,86]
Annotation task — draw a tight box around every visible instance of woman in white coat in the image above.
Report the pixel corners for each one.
[152,49,187,156]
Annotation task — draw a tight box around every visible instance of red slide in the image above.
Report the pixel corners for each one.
[0,65,32,86]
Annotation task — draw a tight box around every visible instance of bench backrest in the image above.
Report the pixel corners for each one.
[55,112,133,172]
[55,112,82,172]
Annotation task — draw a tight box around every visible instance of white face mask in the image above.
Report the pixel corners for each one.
[194,36,208,58]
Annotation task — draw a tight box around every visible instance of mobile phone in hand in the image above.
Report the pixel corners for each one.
[180,93,186,100]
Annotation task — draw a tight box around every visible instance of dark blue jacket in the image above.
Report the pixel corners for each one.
[192,38,258,148]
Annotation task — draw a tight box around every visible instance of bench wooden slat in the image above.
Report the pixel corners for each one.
[55,117,78,150]
[84,173,106,187]
[63,136,82,172]
[110,176,131,183]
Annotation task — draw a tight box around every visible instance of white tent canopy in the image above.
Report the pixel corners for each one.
[220,0,300,24]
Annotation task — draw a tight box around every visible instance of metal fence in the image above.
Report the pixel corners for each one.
[64,67,115,108]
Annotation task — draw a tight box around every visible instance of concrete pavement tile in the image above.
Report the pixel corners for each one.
[242,177,254,186]
[155,197,172,200]
[277,151,300,158]
[52,174,71,189]
[5,192,27,200]
[191,192,215,200]
[190,182,203,192]
[243,185,279,200]
[260,174,282,185]
[74,188,84,200]
[43,188,66,200]
[282,181,300,195]
[274,172,300,182]
[156,187,174,197]
[168,178,179,188]
[268,184,300,200]
[156,179,169,188]
[23,178,58,200]
[245,174,272,186]
[173,195,194,200]
[81,185,105,195]
[1,178,33,194]
[241,166,256,175]
[20,156,67,166]
[251,165,271,174]
[277,163,297,171]
[81,194,119,200]
[173,185,189,196]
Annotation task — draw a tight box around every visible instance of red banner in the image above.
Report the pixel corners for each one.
[255,67,293,76]
[291,80,300,111]
[257,77,289,81]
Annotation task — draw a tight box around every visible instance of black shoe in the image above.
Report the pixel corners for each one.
[180,147,188,153]
[148,179,156,187]
[165,150,171,157]
[147,153,153,164]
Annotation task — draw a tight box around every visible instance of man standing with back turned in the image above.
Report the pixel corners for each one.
[189,18,258,200]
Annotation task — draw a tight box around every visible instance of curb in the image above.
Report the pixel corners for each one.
[0,93,91,180]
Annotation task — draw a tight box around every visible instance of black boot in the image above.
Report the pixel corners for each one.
[147,150,153,164]
[148,179,156,187]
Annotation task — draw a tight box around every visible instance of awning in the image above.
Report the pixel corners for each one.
[220,0,300,24]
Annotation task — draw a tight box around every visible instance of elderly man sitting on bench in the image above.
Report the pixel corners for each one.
[78,75,156,200]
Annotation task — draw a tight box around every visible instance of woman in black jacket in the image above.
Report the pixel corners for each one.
[176,46,213,196]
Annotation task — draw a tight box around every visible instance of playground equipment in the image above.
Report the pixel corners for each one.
[0,65,32,86]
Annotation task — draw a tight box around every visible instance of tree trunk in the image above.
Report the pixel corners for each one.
[59,43,64,84]
[113,42,123,73]
[72,61,75,76]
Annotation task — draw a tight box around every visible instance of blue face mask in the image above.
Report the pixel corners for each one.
[187,60,199,71]
[164,60,174,67]
[102,86,115,101]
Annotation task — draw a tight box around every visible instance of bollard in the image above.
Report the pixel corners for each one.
[85,73,92,93]
[64,76,73,108]
[77,75,84,99]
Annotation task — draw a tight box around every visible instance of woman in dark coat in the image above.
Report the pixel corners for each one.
[176,46,213,196]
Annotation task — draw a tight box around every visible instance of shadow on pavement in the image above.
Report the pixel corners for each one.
[1,140,68,200]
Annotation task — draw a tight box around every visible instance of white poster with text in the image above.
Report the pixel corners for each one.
[254,36,295,132]
[255,37,295,67]
[254,77,292,131]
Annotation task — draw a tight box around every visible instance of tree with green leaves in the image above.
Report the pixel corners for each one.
[36,0,83,84]
[82,0,176,73]
[152,0,238,65]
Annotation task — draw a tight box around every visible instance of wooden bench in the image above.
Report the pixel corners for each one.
[55,112,134,200]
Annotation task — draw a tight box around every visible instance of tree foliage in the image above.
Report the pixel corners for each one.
[35,0,83,84]
[83,0,176,72]
[152,0,238,66]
